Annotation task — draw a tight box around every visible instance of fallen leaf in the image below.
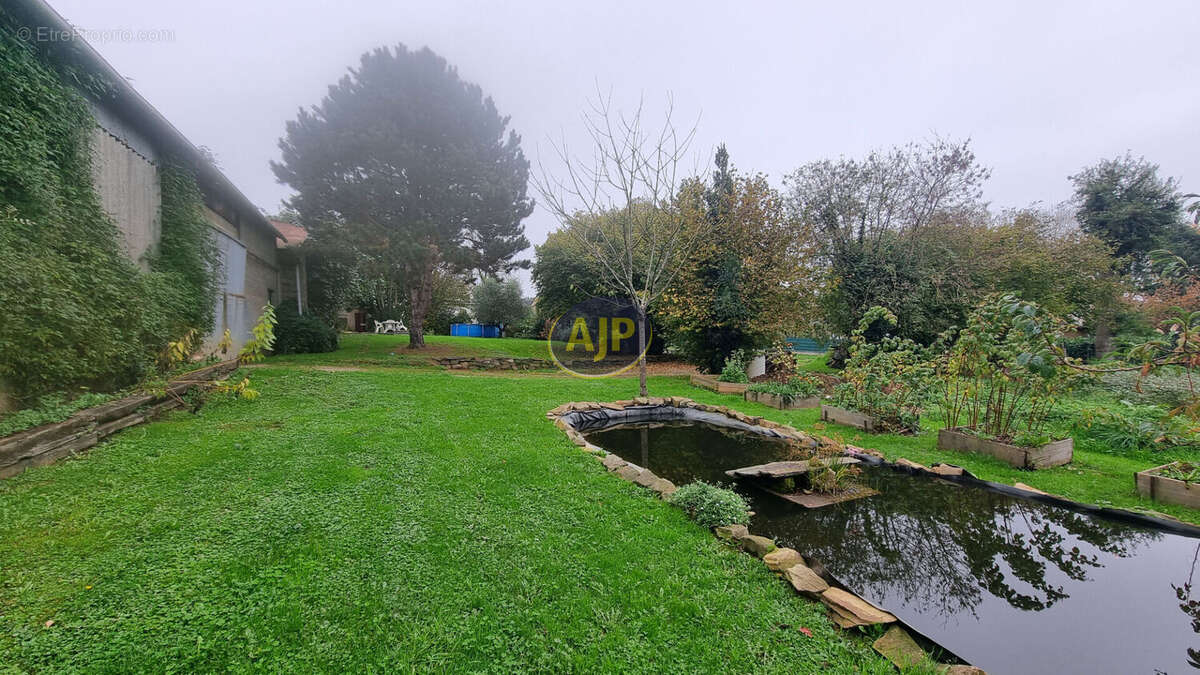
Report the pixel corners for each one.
[799,627,812,637]
[44,620,54,628]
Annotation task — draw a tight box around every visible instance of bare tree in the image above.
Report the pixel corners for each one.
[535,92,704,396]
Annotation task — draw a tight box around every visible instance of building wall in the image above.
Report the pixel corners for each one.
[202,206,279,355]
[90,127,161,268]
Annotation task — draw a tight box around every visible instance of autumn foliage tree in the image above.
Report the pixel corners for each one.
[659,147,811,372]
[272,45,532,347]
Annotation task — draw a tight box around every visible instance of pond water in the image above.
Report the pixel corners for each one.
[585,420,1200,675]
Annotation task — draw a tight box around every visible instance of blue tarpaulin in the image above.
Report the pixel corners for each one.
[450,323,501,338]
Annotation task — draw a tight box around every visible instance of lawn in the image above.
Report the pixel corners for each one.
[0,363,896,673]
[267,332,558,367]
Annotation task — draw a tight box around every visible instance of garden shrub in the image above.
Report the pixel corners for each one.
[0,16,218,407]
[832,307,932,434]
[273,305,339,354]
[717,350,750,383]
[1073,403,1200,453]
[1093,370,1196,409]
[934,295,1081,443]
[747,373,821,401]
[669,481,750,529]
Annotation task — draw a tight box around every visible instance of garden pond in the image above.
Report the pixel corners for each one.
[583,418,1200,675]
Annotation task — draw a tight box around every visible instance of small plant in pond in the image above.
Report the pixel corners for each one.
[832,306,933,434]
[669,481,750,529]
[717,350,750,383]
[809,463,862,495]
[935,295,1081,445]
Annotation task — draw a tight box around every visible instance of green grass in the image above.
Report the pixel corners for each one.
[795,352,836,374]
[0,366,895,673]
[266,332,558,368]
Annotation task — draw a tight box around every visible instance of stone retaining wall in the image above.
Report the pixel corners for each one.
[0,360,238,479]
[435,357,553,371]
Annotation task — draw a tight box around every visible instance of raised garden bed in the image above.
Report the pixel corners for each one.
[820,405,879,432]
[937,427,1072,470]
[689,373,749,395]
[1135,462,1200,509]
[0,360,238,479]
[744,390,820,410]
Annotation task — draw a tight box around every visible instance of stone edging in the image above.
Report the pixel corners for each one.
[436,356,552,371]
[0,360,239,479]
[545,396,980,671]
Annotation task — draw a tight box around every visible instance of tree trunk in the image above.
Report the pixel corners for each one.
[407,257,435,349]
[637,305,648,397]
[1094,320,1113,359]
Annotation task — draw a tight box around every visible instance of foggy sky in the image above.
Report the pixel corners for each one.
[49,0,1200,292]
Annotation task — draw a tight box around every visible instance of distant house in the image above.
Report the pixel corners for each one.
[11,0,300,354]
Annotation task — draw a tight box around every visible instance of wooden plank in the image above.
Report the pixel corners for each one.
[744,391,821,410]
[0,360,236,480]
[1135,463,1200,509]
[820,405,875,432]
[937,428,1072,470]
[689,373,748,395]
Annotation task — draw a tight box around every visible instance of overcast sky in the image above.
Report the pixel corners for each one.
[52,0,1200,292]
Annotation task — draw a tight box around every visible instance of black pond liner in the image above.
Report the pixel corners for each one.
[569,404,1200,673]
[564,405,794,438]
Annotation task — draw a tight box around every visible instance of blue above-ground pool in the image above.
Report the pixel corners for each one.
[450,323,501,338]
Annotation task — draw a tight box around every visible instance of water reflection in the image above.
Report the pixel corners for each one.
[585,420,1200,674]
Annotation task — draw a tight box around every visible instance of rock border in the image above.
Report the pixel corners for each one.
[0,360,239,479]
[546,396,980,670]
[436,356,553,371]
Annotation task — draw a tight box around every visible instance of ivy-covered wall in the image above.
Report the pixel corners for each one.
[0,11,219,407]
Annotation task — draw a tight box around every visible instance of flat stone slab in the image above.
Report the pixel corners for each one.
[758,484,880,509]
[615,465,642,482]
[784,563,829,595]
[726,456,859,480]
[601,454,625,470]
[715,524,748,541]
[738,533,776,557]
[820,587,897,626]
[763,547,804,572]
[873,626,926,669]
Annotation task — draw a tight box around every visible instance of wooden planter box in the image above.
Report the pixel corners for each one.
[937,427,1072,470]
[689,373,749,395]
[744,390,821,410]
[1135,462,1200,509]
[820,405,879,432]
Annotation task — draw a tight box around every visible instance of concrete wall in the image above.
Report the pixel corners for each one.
[86,101,281,356]
[90,127,161,268]
[202,206,279,355]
